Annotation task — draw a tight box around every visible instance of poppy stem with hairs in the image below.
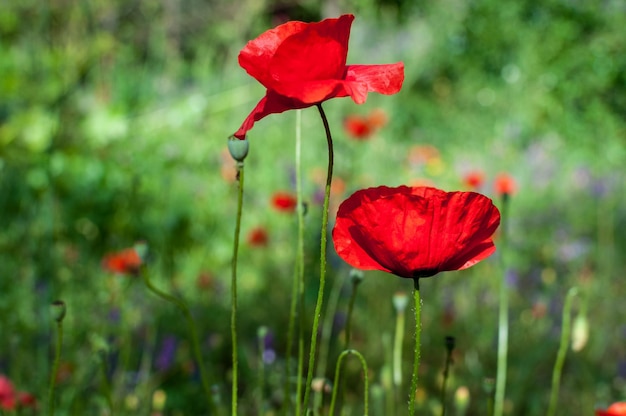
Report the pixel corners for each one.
[302,103,334,413]
[408,278,422,415]
[49,300,66,416]
[231,161,245,416]
[494,193,510,416]
[328,349,370,416]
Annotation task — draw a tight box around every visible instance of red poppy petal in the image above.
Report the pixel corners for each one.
[344,63,405,101]
[239,20,309,88]
[233,91,312,139]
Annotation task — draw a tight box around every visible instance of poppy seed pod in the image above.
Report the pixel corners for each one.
[227,135,249,163]
[51,300,66,323]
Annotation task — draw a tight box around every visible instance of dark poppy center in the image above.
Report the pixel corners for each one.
[412,268,439,278]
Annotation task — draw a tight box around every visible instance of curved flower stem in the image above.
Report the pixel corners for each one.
[408,278,421,416]
[48,301,66,416]
[547,287,578,416]
[328,349,369,416]
[344,272,362,349]
[285,110,305,416]
[440,336,455,416]
[494,194,510,416]
[141,269,217,414]
[302,103,334,413]
[230,161,245,416]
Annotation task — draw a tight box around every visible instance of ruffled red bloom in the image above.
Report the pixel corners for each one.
[597,402,626,416]
[494,173,517,197]
[102,248,143,275]
[247,227,269,246]
[233,14,404,139]
[463,170,485,190]
[0,375,16,411]
[332,186,500,278]
[271,192,298,212]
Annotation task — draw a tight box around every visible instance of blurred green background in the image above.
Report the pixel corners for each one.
[1,0,625,414]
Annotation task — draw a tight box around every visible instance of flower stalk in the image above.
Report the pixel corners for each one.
[302,103,334,413]
[408,278,422,415]
[48,300,66,416]
[328,349,369,416]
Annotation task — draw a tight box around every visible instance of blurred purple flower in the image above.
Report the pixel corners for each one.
[156,335,178,372]
[505,269,519,288]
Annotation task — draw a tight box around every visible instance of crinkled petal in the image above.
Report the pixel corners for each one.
[239,21,308,88]
[233,91,311,139]
[344,63,405,99]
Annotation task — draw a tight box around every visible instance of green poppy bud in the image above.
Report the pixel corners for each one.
[227,135,249,163]
[51,300,66,323]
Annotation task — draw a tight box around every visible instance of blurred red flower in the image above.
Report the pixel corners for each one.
[16,392,37,409]
[344,115,373,139]
[0,375,15,410]
[232,14,404,139]
[597,402,626,416]
[463,170,485,190]
[332,186,500,278]
[494,173,517,197]
[272,192,298,212]
[102,247,142,275]
[247,227,269,246]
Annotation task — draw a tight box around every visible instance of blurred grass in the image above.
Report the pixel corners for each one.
[1,0,625,415]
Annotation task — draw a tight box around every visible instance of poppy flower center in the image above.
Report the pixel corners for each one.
[412,268,439,278]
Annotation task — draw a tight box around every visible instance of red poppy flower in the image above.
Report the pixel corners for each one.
[332,186,500,278]
[16,392,37,409]
[463,170,485,190]
[233,14,404,139]
[247,227,269,246]
[102,247,143,275]
[494,173,517,197]
[597,403,626,416]
[0,375,15,411]
[271,192,298,212]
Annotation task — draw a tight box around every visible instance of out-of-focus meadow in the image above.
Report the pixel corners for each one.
[1,0,625,415]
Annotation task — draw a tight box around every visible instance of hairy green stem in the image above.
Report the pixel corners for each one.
[285,110,305,416]
[328,349,369,416]
[230,161,245,415]
[547,287,578,416]
[48,301,66,416]
[302,103,334,413]
[408,279,421,415]
[141,269,217,414]
[494,193,510,416]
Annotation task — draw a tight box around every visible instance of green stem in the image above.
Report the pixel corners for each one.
[494,194,510,416]
[344,272,362,349]
[408,279,421,416]
[302,103,334,413]
[285,110,305,416]
[440,336,455,416]
[328,349,369,416]
[231,161,245,416]
[258,327,267,413]
[48,301,66,416]
[141,269,217,414]
[99,352,115,414]
[546,287,578,416]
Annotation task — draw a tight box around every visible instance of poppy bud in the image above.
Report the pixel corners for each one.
[571,314,589,352]
[445,335,456,353]
[349,268,364,285]
[392,291,409,313]
[227,135,249,163]
[51,300,66,323]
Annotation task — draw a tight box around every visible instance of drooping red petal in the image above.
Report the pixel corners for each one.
[332,186,500,279]
[102,248,142,275]
[239,20,309,88]
[343,63,405,102]
[233,91,312,139]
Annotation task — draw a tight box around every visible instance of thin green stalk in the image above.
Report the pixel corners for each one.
[440,336,455,416]
[285,110,305,416]
[141,270,217,414]
[547,287,578,416]
[302,103,334,413]
[408,279,421,416]
[494,193,510,416]
[344,270,363,349]
[258,327,268,413]
[230,161,245,416]
[328,349,369,416]
[99,352,115,414]
[48,300,66,416]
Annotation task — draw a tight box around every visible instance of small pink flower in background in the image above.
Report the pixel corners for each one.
[271,192,298,213]
[247,227,269,246]
[463,170,485,190]
[494,173,517,197]
[597,402,626,416]
[0,375,15,410]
